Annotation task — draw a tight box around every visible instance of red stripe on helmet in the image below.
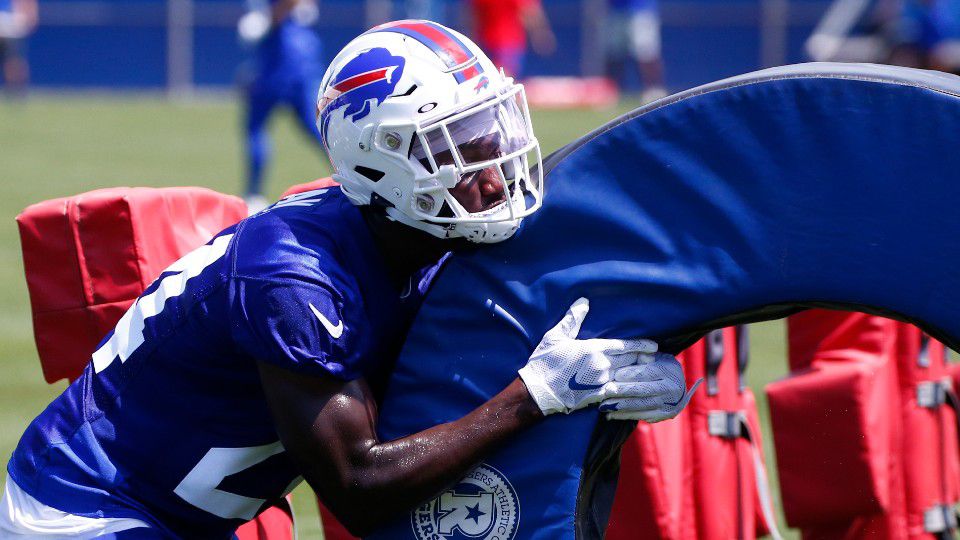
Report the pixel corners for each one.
[332,67,391,93]
[459,64,481,80]
[377,20,472,68]
[399,22,470,65]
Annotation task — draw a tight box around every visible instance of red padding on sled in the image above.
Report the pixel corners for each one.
[608,328,774,540]
[605,405,690,540]
[767,357,894,526]
[895,327,960,538]
[16,187,246,383]
[787,310,898,371]
[780,310,960,539]
[281,177,339,198]
[317,500,358,540]
[684,329,760,539]
[234,497,296,540]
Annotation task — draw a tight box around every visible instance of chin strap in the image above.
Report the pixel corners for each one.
[383,206,456,240]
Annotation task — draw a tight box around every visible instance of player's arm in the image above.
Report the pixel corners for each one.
[258,298,697,536]
[258,365,540,536]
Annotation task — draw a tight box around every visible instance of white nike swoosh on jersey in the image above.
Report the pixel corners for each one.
[309,302,344,338]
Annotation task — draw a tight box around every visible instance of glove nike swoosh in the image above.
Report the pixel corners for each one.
[309,302,344,339]
[568,374,604,391]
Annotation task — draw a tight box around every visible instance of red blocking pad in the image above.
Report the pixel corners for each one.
[281,177,339,198]
[317,500,358,540]
[768,310,907,540]
[17,187,246,383]
[787,310,899,371]
[772,311,901,531]
[894,327,960,539]
[605,404,691,540]
[607,328,776,540]
[233,497,296,540]
[767,358,895,526]
[684,329,766,540]
[777,311,960,539]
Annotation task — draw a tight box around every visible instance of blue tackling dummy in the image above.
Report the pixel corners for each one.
[370,63,960,539]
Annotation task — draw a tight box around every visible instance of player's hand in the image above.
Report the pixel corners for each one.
[0,13,30,39]
[237,10,271,45]
[599,353,703,423]
[518,298,659,416]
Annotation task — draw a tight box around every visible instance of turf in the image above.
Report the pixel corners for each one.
[0,96,795,538]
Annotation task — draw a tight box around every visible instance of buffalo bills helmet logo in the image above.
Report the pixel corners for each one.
[319,47,406,146]
[473,75,490,95]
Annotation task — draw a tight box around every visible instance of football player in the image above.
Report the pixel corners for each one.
[238,0,324,212]
[1,21,697,538]
[0,0,37,97]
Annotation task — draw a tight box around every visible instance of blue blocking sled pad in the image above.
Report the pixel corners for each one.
[369,63,960,539]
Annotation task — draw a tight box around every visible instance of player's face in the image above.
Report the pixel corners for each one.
[411,94,533,215]
[436,135,508,213]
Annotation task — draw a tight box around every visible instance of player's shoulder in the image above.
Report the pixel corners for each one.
[226,187,393,380]
[228,187,367,286]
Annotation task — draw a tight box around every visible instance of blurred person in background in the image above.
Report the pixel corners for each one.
[605,0,668,103]
[0,0,37,98]
[237,0,324,212]
[895,0,960,73]
[367,0,445,27]
[400,0,443,21]
[469,0,556,77]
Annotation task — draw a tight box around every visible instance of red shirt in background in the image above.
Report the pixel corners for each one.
[470,0,534,50]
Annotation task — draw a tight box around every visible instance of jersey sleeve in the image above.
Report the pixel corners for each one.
[230,276,365,380]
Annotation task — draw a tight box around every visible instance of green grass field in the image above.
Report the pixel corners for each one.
[0,96,794,538]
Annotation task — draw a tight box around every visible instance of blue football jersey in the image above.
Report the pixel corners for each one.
[609,0,657,13]
[255,0,323,83]
[7,188,443,538]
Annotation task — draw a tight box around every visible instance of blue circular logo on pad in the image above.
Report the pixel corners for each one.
[411,463,519,540]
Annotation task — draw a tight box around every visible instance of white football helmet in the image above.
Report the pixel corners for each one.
[317,20,543,243]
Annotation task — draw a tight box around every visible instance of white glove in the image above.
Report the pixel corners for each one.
[599,352,703,423]
[237,10,271,45]
[518,298,659,416]
[0,13,29,39]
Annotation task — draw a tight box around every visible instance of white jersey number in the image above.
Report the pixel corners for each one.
[175,442,302,520]
[91,234,234,373]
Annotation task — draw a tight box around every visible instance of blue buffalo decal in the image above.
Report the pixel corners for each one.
[319,47,406,145]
